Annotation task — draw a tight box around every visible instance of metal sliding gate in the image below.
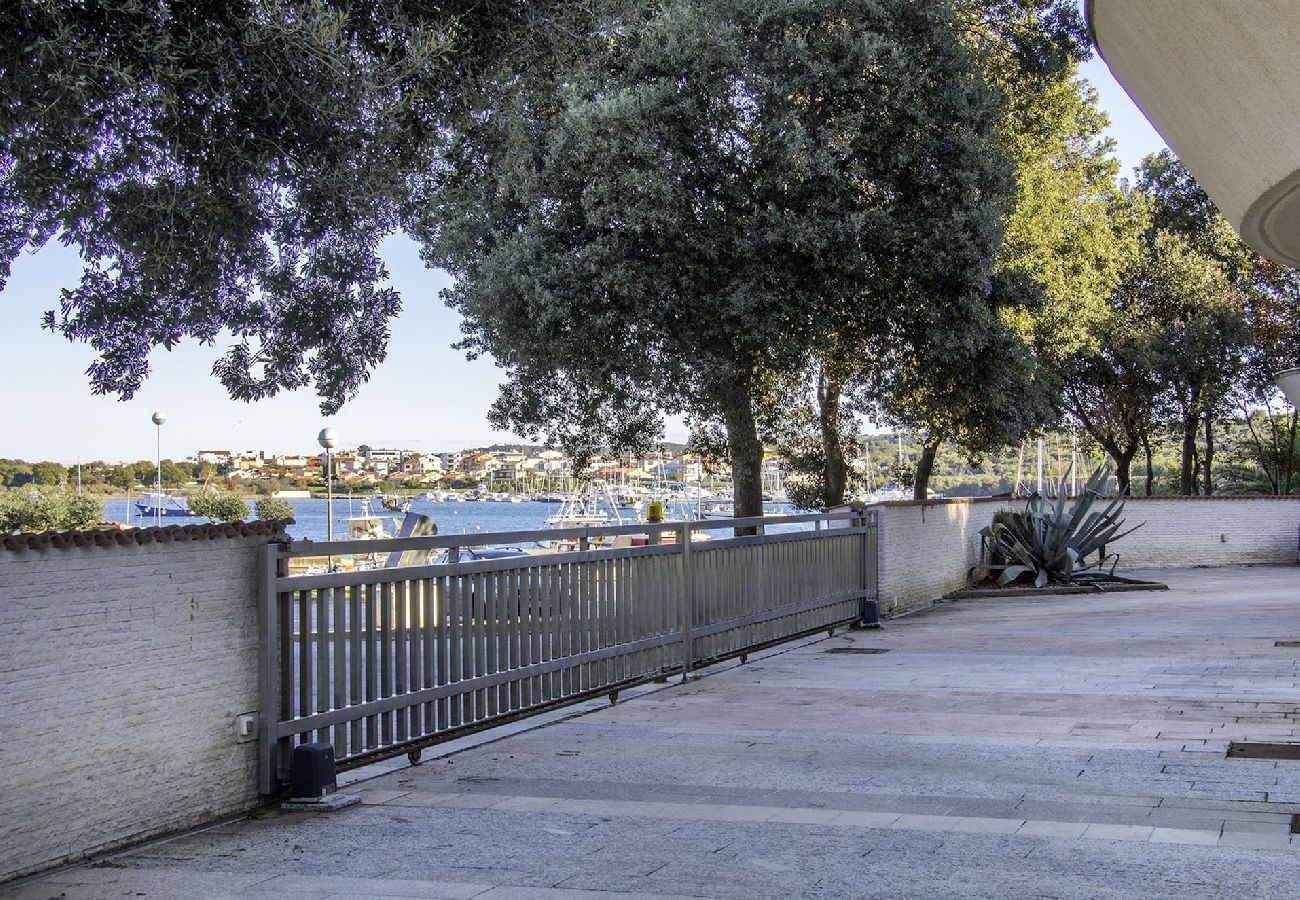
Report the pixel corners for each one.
[258,510,879,793]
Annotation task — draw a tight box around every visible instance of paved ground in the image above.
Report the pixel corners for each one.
[10,567,1300,899]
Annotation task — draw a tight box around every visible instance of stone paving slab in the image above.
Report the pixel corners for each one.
[11,566,1300,898]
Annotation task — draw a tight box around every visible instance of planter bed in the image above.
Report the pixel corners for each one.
[945,575,1168,600]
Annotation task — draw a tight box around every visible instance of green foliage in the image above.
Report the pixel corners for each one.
[1,1,566,412]
[981,465,1140,587]
[254,497,295,521]
[851,2,1118,500]
[422,0,1015,516]
[0,459,34,488]
[189,491,250,524]
[0,489,103,532]
[1067,203,1248,493]
[29,461,67,486]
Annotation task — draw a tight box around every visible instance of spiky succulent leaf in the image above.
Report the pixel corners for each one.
[987,463,1142,585]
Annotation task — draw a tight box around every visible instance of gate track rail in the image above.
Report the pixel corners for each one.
[258,510,879,793]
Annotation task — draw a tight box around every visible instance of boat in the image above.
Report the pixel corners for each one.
[699,499,736,519]
[378,494,412,513]
[546,479,627,530]
[134,493,193,518]
[862,484,909,503]
[291,500,435,574]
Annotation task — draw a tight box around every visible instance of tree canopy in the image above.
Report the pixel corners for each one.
[418,0,1016,516]
[1,0,580,412]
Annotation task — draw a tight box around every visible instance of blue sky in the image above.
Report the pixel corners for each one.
[1,53,1169,464]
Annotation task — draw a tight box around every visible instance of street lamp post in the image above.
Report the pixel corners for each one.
[318,428,338,545]
[151,411,166,527]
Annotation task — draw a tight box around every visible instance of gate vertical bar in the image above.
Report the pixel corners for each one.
[679,521,694,681]
[257,540,281,795]
[861,509,880,626]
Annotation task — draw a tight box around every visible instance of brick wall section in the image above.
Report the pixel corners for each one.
[875,496,1300,615]
[0,534,273,882]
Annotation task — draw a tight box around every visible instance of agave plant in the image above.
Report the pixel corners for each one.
[980,465,1141,588]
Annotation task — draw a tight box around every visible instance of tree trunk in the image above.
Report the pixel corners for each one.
[1179,414,1198,495]
[719,385,764,534]
[1202,410,1214,496]
[816,370,848,508]
[1115,446,1136,496]
[1180,384,1196,496]
[1142,431,1154,496]
[912,434,943,500]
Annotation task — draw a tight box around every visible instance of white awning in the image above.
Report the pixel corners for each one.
[1088,0,1300,267]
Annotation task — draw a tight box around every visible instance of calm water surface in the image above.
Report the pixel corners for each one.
[104,491,800,541]
[104,497,566,542]
[103,496,807,543]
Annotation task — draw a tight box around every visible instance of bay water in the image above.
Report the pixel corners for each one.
[102,496,808,544]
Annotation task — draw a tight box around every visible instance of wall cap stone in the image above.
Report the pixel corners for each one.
[869,494,1300,509]
[1,519,293,552]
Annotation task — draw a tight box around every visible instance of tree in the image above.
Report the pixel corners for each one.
[29,462,66,486]
[1063,224,1246,496]
[762,364,864,511]
[420,0,1014,519]
[189,491,250,523]
[861,272,1057,499]
[0,489,103,532]
[792,1,1123,503]
[1139,233,1246,494]
[1137,151,1299,494]
[109,465,138,492]
[131,460,159,488]
[1,1,586,412]
[0,460,34,488]
[160,460,191,489]
[1063,315,1164,497]
[1235,259,1300,493]
[254,497,296,521]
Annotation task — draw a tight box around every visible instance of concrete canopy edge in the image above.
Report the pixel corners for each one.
[1086,0,1300,268]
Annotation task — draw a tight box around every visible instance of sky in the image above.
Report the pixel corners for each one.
[0,50,1170,465]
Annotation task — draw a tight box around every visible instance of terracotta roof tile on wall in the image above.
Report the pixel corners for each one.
[1,520,293,552]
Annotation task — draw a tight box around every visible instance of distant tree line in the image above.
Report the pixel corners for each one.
[0,458,215,491]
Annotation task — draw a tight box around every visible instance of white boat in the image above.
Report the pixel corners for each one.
[699,499,736,519]
[546,479,626,529]
[863,484,910,503]
[135,493,193,518]
[378,494,412,513]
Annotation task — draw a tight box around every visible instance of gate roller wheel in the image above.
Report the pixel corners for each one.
[407,749,423,766]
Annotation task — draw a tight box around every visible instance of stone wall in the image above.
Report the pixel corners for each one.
[875,496,1300,615]
[0,527,280,882]
[1113,496,1300,567]
[875,498,1015,614]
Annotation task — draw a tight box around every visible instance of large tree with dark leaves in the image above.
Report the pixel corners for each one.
[419,0,1013,518]
[782,0,1106,506]
[1,1,570,412]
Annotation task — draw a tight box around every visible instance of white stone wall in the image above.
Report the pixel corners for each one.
[875,499,1015,614]
[1114,497,1300,567]
[0,535,270,882]
[875,496,1300,615]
